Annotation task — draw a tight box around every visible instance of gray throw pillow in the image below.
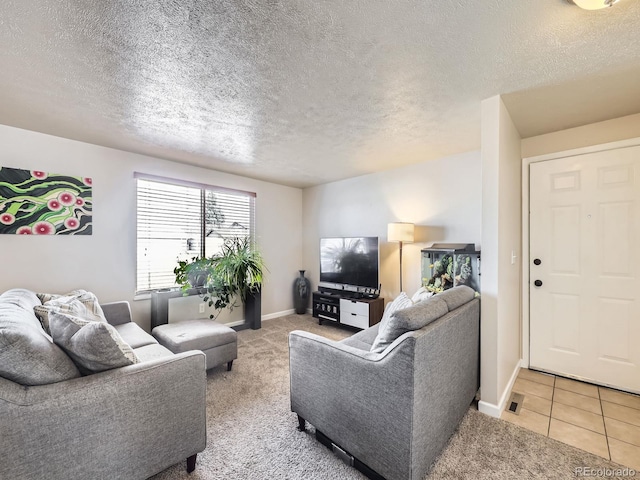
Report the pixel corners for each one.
[370,295,449,354]
[34,290,107,334]
[49,310,139,374]
[0,289,81,385]
[370,292,413,353]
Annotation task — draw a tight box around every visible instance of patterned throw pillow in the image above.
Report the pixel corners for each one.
[370,292,413,353]
[34,290,107,335]
[48,310,138,374]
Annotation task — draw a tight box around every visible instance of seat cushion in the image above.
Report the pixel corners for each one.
[133,343,174,363]
[341,323,380,351]
[0,289,81,385]
[152,319,237,353]
[113,322,157,349]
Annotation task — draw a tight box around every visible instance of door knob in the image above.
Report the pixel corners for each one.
[533,258,541,265]
[534,280,543,287]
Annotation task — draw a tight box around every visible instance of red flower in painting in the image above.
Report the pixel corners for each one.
[0,213,15,225]
[64,218,79,230]
[16,226,32,235]
[48,199,63,211]
[58,192,76,206]
[31,170,47,180]
[83,178,93,186]
[33,221,55,235]
[75,197,85,207]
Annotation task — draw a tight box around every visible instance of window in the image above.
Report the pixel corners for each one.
[135,173,256,294]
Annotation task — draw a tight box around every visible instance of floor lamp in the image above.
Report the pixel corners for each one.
[388,222,414,292]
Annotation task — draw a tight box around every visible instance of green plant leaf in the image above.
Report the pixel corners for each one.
[173,235,266,315]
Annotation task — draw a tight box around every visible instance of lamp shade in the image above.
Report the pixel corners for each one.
[388,222,414,243]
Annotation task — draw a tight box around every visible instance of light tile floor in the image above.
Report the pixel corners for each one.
[501,368,640,471]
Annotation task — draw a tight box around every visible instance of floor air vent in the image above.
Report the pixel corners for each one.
[507,392,524,415]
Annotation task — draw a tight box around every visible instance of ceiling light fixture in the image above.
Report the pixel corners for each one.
[569,0,619,10]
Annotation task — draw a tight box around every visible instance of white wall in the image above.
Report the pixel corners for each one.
[0,124,302,331]
[477,104,640,417]
[479,96,522,417]
[521,112,640,159]
[302,150,482,302]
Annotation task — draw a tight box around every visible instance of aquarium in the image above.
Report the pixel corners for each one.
[421,243,481,293]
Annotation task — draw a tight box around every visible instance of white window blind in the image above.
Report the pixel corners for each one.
[136,175,256,294]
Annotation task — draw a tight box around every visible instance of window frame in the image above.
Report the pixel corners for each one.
[134,172,256,295]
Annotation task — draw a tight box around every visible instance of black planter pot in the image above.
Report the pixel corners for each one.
[293,270,311,314]
[187,270,207,288]
[245,288,262,330]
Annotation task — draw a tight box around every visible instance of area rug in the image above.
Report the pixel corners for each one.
[150,315,635,480]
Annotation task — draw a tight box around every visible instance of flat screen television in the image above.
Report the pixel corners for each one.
[319,237,379,291]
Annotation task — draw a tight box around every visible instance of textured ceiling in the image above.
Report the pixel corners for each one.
[1,1,639,188]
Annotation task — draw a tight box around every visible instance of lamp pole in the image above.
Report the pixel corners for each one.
[399,240,404,292]
[387,222,415,294]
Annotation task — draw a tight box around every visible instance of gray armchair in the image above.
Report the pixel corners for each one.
[289,291,480,480]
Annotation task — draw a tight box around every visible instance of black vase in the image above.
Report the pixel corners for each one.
[293,270,311,314]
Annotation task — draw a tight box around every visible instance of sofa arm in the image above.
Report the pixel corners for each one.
[288,330,415,479]
[0,351,207,480]
[101,300,132,326]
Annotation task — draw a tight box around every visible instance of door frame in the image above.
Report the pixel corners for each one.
[521,137,640,370]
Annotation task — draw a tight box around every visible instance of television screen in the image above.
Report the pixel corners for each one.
[319,237,379,289]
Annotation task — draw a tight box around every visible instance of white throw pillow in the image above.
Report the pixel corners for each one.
[370,292,413,353]
[411,286,433,304]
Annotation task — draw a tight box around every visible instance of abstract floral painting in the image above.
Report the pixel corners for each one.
[0,167,92,235]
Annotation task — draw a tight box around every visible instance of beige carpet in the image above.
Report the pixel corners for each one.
[150,315,636,480]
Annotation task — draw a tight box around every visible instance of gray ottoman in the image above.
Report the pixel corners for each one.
[152,319,237,371]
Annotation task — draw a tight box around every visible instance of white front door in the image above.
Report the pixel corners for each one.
[529,145,640,393]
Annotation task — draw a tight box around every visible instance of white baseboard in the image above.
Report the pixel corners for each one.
[224,309,304,327]
[223,320,245,328]
[478,359,523,418]
[222,309,296,327]
[261,309,295,321]
[478,401,501,418]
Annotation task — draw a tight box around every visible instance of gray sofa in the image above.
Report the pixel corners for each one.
[0,289,207,480]
[289,286,480,480]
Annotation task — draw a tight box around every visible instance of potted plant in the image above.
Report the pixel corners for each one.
[174,236,266,328]
[174,256,213,289]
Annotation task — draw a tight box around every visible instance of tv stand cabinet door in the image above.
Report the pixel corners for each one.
[340,298,380,329]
